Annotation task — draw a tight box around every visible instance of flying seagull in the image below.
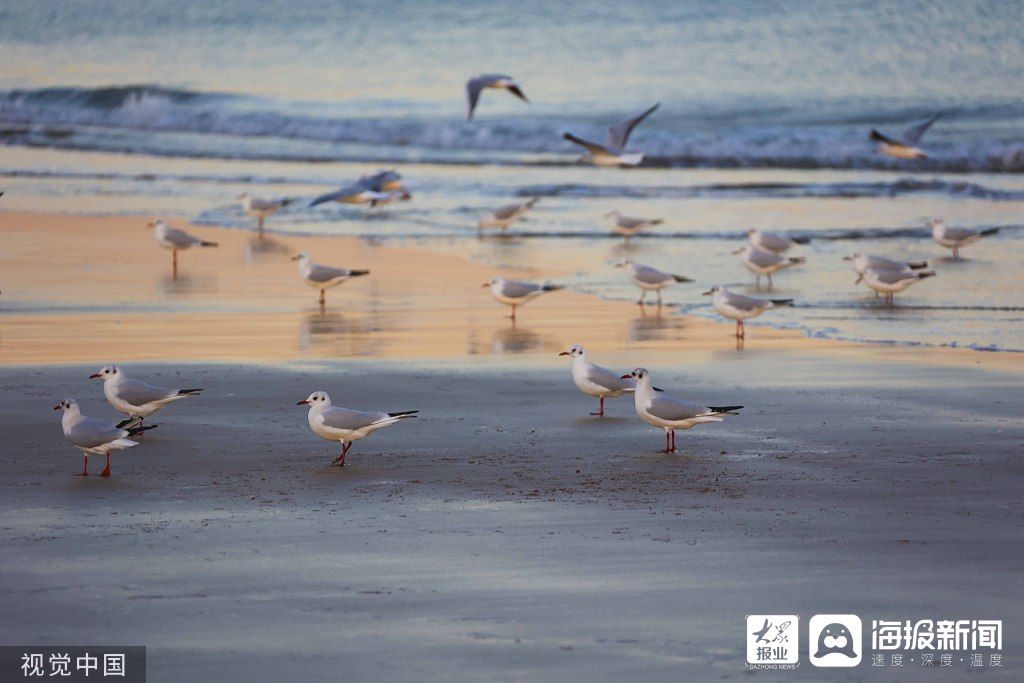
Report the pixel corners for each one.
[870,113,940,160]
[466,74,529,120]
[563,103,660,167]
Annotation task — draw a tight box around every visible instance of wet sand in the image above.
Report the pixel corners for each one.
[1,211,1022,680]
[1,357,1022,681]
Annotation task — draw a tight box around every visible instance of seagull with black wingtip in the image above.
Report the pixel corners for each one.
[297,391,417,467]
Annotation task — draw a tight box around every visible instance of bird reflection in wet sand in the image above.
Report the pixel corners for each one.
[244,236,290,262]
[159,273,217,296]
[630,305,682,343]
[299,311,353,351]
[491,326,541,354]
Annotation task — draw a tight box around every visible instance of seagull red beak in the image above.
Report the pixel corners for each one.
[89,373,101,379]
[620,374,631,379]
[481,283,490,288]
[53,404,61,410]
[296,399,309,405]
[558,351,570,356]
[701,290,713,296]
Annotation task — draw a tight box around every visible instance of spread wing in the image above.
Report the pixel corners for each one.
[563,132,609,155]
[69,416,128,448]
[605,103,660,151]
[587,363,634,392]
[645,395,712,421]
[901,113,940,145]
[306,263,354,283]
[321,407,389,431]
[310,181,370,207]
[499,280,543,298]
[116,378,176,405]
[466,74,508,119]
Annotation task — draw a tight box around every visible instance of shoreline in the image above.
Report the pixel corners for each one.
[1,210,1021,373]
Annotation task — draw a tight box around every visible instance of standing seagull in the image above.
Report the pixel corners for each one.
[615,260,693,306]
[293,252,370,309]
[605,210,664,239]
[870,113,940,160]
[563,103,660,167]
[621,368,742,454]
[149,220,217,279]
[703,286,793,339]
[861,268,935,305]
[237,193,293,238]
[478,197,539,232]
[297,391,417,466]
[55,398,157,476]
[558,343,636,417]
[734,245,804,289]
[929,219,999,259]
[843,253,929,296]
[485,277,564,320]
[746,229,809,254]
[466,74,530,120]
[90,365,201,427]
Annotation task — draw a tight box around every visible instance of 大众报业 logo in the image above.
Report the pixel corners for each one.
[746,615,799,667]
[809,614,862,667]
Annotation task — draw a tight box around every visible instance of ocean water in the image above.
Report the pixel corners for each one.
[0,1,1022,350]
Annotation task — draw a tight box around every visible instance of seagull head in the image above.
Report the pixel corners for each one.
[291,251,310,262]
[558,343,585,358]
[621,367,650,381]
[297,391,331,407]
[482,277,503,288]
[53,397,78,413]
[702,286,722,296]
[89,365,120,381]
[146,220,166,230]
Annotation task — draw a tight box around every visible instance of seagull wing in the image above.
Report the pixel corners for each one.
[492,203,524,220]
[722,290,772,312]
[310,181,368,207]
[69,416,128,448]
[900,113,940,145]
[562,132,610,155]
[306,263,354,283]
[605,103,660,151]
[163,226,202,247]
[747,248,785,268]
[116,378,177,405]
[321,407,390,431]
[646,394,713,422]
[499,280,543,298]
[632,264,671,285]
[465,74,509,120]
[587,363,634,392]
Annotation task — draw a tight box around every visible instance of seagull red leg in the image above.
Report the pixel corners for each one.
[591,396,605,416]
[77,455,89,477]
[100,454,111,477]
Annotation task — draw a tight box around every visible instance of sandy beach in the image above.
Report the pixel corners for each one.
[1,211,1022,680]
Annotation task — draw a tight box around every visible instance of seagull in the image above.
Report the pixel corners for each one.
[620,368,742,454]
[309,170,411,210]
[558,343,636,417]
[929,219,999,259]
[703,286,793,339]
[563,103,660,167]
[861,268,936,305]
[870,113,940,160]
[478,197,539,232]
[734,245,804,289]
[605,210,664,239]
[485,277,564,320]
[148,220,217,278]
[843,253,929,286]
[746,228,809,254]
[90,365,201,427]
[297,391,417,466]
[237,193,293,238]
[615,260,693,306]
[292,252,369,308]
[55,398,157,476]
[466,74,529,120]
